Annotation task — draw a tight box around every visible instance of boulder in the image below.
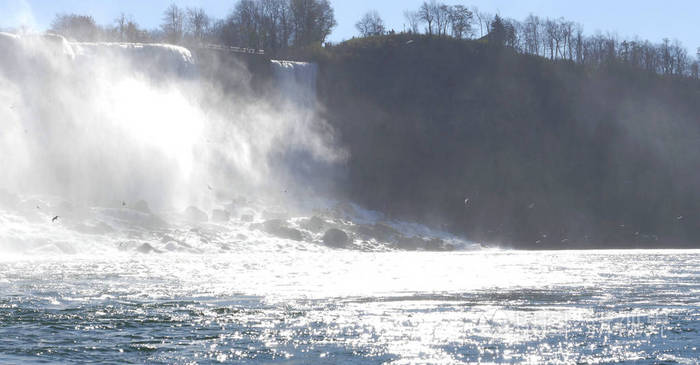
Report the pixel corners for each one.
[322,228,349,248]
[184,206,208,222]
[301,216,326,232]
[394,236,456,252]
[133,200,151,214]
[258,219,304,241]
[352,223,400,242]
[136,242,160,254]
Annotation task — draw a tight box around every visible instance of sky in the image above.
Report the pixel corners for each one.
[1,0,698,54]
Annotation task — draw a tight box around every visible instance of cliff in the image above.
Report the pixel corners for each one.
[313,34,700,249]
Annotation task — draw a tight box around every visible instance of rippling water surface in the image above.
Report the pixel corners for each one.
[2,244,699,364]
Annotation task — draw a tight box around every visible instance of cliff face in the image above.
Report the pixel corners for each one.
[313,34,700,249]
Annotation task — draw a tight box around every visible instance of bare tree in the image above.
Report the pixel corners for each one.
[115,13,129,42]
[276,0,294,48]
[544,18,558,59]
[434,3,451,36]
[356,10,385,37]
[260,0,291,50]
[471,6,491,38]
[51,14,100,41]
[574,23,584,63]
[113,14,146,43]
[522,14,541,56]
[418,1,436,35]
[290,0,337,46]
[161,4,185,44]
[186,8,210,43]
[404,10,420,34]
[660,38,673,74]
[448,5,473,39]
[232,0,261,48]
[561,20,575,60]
[669,40,687,75]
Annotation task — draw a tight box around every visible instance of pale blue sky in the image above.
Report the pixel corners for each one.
[1,0,698,53]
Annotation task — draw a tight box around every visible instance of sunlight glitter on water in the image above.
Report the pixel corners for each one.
[1,248,699,364]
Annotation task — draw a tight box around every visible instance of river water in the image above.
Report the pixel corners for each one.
[1,217,698,364]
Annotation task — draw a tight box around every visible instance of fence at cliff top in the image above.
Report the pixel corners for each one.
[200,43,265,55]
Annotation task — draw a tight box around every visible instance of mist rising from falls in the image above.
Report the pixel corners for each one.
[0,33,475,255]
[0,33,341,211]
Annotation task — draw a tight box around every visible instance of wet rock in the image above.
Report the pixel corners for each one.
[372,224,401,241]
[212,209,231,222]
[133,200,151,214]
[322,228,349,248]
[184,206,208,222]
[136,242,160,254]
[262,210,288,220]
[301,216,326,232]
[352,223,401,242]
[423,238,456,252]
[394,236,423,251]
[256,219,304,241]
[394,236,455,252]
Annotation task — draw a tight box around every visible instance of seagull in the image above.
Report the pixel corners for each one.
[464,198,470,206]
[207,184,213,191]
[52,216,60,223]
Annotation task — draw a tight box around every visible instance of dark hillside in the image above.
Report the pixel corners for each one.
[314,34,700,249]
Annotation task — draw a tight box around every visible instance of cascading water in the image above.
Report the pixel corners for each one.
[1,33,699,365]
[270,60,319,107]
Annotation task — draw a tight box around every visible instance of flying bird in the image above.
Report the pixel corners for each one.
[122,201,127,207]
[52,216,60,223]
[207,185,213,191]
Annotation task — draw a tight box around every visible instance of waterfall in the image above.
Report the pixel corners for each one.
[0,33,471,259]
[270,60,319,108]
[0,32,197,78]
